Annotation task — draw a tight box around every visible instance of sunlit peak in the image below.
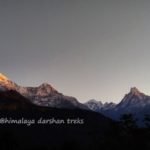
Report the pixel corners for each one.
[0,73,9,81]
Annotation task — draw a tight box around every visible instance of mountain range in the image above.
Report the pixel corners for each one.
[0,73,86,110]
[0,73,115,150]
[85,87,150,125]
[0,73,150,125]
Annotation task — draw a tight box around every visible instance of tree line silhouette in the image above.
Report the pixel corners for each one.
[0,113,150,150]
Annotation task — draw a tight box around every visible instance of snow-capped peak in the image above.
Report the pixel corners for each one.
[116,87,149,110]
[130,87,142,96]
[0,73,9,82]
[39,83,56,91]
[128,87,146,100]
[0,73,16,91]
[0,73,86,109]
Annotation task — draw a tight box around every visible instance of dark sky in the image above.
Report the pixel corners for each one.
[1,0,150,103]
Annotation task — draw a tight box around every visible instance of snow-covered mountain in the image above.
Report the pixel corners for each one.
[0,73,17,91]
[116,87,150,110]
[0,73,87,109]
[85,99,116,112]
[113,87,150,120]
[85,99,103,111]
[1,72,150,125]
[85,87,150,125]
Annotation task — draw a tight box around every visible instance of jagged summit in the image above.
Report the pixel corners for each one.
[128,87,146,99]
[37,83,58,94]
[130,87,141,95]
[0,72,85,109]
[85,87,150,124]
[39,83,55,89]
[0,73,9,81]
[39,83,51,87]
[0,73,16,90]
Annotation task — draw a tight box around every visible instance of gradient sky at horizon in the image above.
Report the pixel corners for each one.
[1,0,150,103]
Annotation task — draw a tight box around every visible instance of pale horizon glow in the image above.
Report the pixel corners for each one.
[1,0,150,103]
